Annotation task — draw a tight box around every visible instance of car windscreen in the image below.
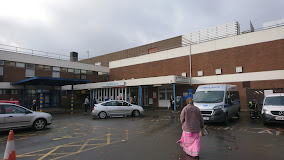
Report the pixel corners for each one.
[264,96,284,106]
[194,91,224,103]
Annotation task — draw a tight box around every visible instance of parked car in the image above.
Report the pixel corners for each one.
[91,100,144,119]
[261,93,284,125]
[0,103,52,131]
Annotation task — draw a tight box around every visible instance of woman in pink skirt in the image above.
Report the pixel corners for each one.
[177,98,204,159]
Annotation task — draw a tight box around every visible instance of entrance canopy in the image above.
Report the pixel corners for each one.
[11,77,90,86]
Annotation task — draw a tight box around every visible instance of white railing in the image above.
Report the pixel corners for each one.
[0,44,84,61]
[182,21,240,45]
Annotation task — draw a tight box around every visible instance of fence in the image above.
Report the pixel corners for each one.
[0,44,84,61]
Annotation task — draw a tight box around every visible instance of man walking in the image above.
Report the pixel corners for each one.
[84,96,90,113]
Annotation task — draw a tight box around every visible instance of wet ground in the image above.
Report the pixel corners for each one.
[0,111,283,160]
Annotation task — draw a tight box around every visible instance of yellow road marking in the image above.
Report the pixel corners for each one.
[107,128,110,144]
[38,145,62,160]
[77,139,89,152]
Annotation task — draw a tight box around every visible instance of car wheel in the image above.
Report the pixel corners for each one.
[99,112,107,119]
[236,110,240,119]
[132,110,140,117]
[223,113,229,126]
[33,119,46,130]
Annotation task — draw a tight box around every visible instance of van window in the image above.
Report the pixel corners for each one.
[194,91,224,103]
[230,91,240,101]
[265,96,284,106]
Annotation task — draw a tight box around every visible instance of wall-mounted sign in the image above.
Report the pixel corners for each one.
[176,76,190,84]
[102,82,125,87]
[153,92,157,98]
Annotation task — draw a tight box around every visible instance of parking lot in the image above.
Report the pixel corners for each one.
[0,111,283,160]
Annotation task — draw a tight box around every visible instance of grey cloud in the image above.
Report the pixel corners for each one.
[0,0,283,59]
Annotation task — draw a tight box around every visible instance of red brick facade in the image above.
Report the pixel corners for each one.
[110,39,284,80]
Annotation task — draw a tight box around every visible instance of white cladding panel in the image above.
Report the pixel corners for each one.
[191,70,284,84]
[0,50,109,72]
[110,26,284,68]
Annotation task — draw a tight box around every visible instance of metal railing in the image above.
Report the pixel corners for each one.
[0,44,84,61]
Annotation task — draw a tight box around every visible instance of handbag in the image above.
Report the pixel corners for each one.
[199,128,209,136]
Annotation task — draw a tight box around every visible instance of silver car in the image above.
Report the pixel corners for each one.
[91,100,144,119]
[0,103,52,131]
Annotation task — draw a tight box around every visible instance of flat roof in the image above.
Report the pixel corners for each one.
[11,77,90,86]
[61,75,190,90]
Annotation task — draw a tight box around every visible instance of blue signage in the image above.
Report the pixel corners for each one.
[183,89,193,100]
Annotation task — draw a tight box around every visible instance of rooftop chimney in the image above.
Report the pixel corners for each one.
[70,52,78,62]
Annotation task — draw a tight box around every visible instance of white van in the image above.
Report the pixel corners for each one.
[261,93,284,125]
[193,84,240,125]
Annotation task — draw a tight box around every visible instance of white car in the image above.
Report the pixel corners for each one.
[91,100,144,119]
[262,93,284,125]
[0,103,52,131]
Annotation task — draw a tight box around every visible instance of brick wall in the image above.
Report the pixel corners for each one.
[110,39,283,81]
[110,56,189,80]
[80,36,183,67]
[192,39,284,77]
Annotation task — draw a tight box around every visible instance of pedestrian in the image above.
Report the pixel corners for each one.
[248,99,260,119]
[94,98,97,104]
[84,96,90,113]
[31,99,38,111]
[170,94,174,110]
[177,98,204,159]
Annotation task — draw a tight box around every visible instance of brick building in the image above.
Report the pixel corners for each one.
[1,21,283,111]
[72,22,284,110]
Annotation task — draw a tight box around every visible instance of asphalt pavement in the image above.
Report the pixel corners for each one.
[0,108,283,160]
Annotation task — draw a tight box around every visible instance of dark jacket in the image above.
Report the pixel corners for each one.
[180,104,204,133]
[31,103,37,111]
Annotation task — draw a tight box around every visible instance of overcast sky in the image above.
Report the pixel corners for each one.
[0,0,283,59]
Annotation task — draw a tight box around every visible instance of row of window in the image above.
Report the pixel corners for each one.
[197,66,243,76]
[0,89,22,95]
[0,60,99,76]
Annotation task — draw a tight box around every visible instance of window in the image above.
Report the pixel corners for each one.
[0,60,4,65]
[194,91,225,103]
[102,101,117,106]
[81,70,87,74]
[36,65,44,69]
[198,71,203,76]
[74,69,80,74]
[61,68,67,72]
[216,69,222,75]
[86,70,92,75]
[26,69,35,77]
[265,96,284,106]
[236,66,243,73]
[15,62,25,68]
[158,85,173,100]
[11,90,21,94]
[0,89,7,94]
[52,71,60,78]
[230,91,240,101]
[68,68,74,73]
[5,61,15,66]
[0,66,3,75]
[4,105,26,114]
[26,63,35,69]
[43,66,51,70]
[53,67,60,71]
[81,75,86,79]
